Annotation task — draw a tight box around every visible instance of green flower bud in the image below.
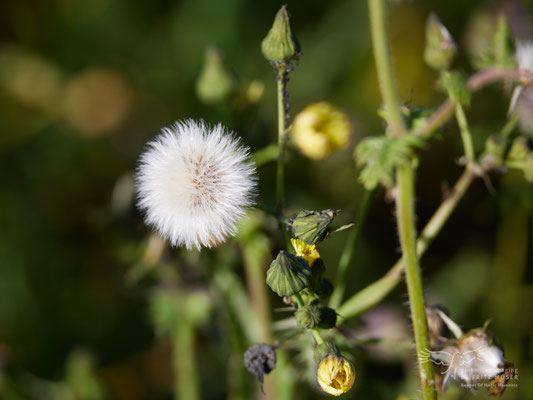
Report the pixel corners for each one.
[261,5,300,64]
[289,209,338,245]
[266,251,311,297]
[295,304,321,329]
[424,13,456,71]
[308,257,326,291]
[295,305,337,330]
[313,341,340,364]
[317,278,334,299]
[196,46,236,104]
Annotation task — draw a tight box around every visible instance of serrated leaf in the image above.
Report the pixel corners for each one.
[266,251,311,297]
[355,134,424,190]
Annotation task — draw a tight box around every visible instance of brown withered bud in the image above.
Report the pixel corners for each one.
[244,343,277,393]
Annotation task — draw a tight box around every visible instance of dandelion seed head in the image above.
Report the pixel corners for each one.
[136,119,256,250]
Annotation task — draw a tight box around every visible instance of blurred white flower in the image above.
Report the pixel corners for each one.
[509,41,533,114]
[136,119,256,250]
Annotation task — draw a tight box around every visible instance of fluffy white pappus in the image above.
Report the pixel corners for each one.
[516,40,533,71]
[136,119,257,250]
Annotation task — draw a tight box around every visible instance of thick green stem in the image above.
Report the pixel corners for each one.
[454,103,475,162]
[368,0,406,137]
[368,1,436,397]
[395,165,436,399]
[329,190,374,309]
[173,319,200,400]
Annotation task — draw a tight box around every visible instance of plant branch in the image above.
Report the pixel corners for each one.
[454,103,475,162]
[368,1,435,397]
[337,169,474,320]
[329,189,374,309]
[173,319,200,400]
[395,164,436,399]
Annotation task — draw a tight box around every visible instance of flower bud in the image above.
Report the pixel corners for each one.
[243,343,276,393]
[266,250,311,297]
[196,46,237,104]
[424,13,457,71]
[295,305,337,330]
[316,354,355,396]
[292,102,352,160]
[313,341,340,364]
[261,5,300,64]
[289,209,338,245]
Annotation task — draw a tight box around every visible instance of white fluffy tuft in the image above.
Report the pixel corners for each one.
[516,40,533,71]
[136,119,257,250]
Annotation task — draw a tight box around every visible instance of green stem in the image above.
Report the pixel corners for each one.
[395,165,436,399]
[454,103,475,161]
[368,0,406,137]
[329,189,374,309]
[368,1,435,397]
[276,69,287,212]
[173,319,200,400]
[501,112,518,139]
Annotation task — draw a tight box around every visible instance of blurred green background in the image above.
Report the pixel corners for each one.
[0,0,532,399]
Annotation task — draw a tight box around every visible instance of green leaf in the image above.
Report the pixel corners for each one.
[355,134,424,190]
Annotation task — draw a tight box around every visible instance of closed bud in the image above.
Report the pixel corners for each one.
[314,341,340,364]
[295,305,337,330]
[290,209,338,245]
[196,46,236,104]
[261,5,300,64]
[266,250,311,297]
[424,13,457,71]
[317,354,355,396]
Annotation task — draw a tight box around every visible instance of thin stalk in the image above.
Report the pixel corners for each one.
[396,165,436,399]
[501,112,518,139]
[173,319,200,400]
[329,189,374,309]
[454,103,475,162]
[276,69,287,212]
[368,1,436,397]
[368,0,407,137]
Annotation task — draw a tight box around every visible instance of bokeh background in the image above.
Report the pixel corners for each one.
[0,0,532,399]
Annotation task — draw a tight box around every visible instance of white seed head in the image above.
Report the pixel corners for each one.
[515,40,533,71]
[136,119,256,250]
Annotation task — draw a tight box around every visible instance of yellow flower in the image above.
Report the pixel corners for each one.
[291,238,320,267]
[317,354,355,396]
[292,102,352,160]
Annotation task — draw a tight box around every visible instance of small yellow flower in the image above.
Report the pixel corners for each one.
[317,354,355,396]
[291,238,320,267]
[292,102,352,160]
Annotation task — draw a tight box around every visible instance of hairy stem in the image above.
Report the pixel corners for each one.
[396,165,436,398]
[338,169,474,320]
[329,189,374,309]
[368,1,435,397]
[368,0,406,137]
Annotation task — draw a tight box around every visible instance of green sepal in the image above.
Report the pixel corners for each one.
[438,70,470,107]
[314,341,340,364]
[289,209,338,245]
[266,251,311,297]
